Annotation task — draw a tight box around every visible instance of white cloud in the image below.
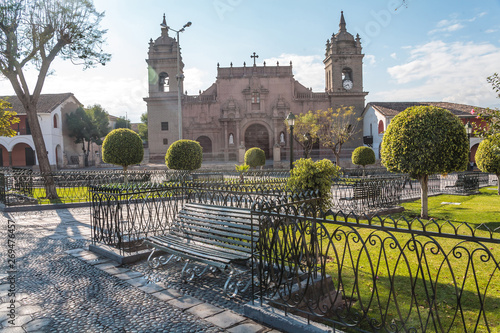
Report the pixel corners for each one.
[377,40,500,107]
[365,55,376,65]
[485,29,497,34]
[390,53,397,60]
[264,54,324,91]
[184,67,212,95]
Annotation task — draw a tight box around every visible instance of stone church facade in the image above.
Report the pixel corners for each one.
[145,12,368,164]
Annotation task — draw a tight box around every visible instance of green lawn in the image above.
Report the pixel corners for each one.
[318,188,500,332]
[399,187,500,228]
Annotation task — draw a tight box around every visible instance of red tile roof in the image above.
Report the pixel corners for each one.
[0,93,79,114]
[368,102,487,117]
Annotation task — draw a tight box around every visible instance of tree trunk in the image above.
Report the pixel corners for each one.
[26,103,59,199]
[497,174,500,196]
[123,165,128,185]
[418,175,429,219]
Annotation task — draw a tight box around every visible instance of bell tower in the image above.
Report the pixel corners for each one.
[324,11,365,94]
[144,14,184,161]
[324,11,368,151]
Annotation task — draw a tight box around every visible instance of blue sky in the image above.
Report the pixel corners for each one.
[2,0,500,122]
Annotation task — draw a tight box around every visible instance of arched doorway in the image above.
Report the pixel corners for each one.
[245,124,270,158]
[471,143,479,164]
[12,143,35,166]
[196,136,213,159]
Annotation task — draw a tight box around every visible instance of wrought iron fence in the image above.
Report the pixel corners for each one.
[0,168,290,206]
[252,202,500,332]
[90,182,295,255]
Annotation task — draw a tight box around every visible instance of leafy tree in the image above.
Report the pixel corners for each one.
[66,105,109,166]
[138,112,148,142]
[0,0,110,198]
[316,106,361,166]
[165,140,202,171]
[287,158,339,211]
[0,99,20,137]
[381,106,468,218]
[285,111,320,158]
[352,146,375,177]
[475,73,500,138]
[475,134,500,195]
[244,147,266,168]
[102,129,143,183]
[114,116,131,129]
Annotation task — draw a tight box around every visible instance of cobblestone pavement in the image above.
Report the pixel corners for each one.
[0,208,279,333]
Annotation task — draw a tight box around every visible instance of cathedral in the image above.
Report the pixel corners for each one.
[145,12,368,164]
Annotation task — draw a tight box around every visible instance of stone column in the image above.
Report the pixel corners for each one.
[238,142,246,164]
[273,144,281,169]
[223,122,228,162]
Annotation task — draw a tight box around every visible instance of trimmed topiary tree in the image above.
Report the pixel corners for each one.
[381,106,468,218]
[102,128,144,184]
[476,133,500,195]
[352,146,375,177]
[287,158,340,211]
[244,147,266,169]
[165,139,203,171]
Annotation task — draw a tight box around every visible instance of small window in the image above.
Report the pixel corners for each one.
[163,138,168,145]
[161,122,169,131]
[159,72,169,92]
[229,133,234,145]
[53,114,58,128]
[251,92,260,110]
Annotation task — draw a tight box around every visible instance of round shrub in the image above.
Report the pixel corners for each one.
[381,105,468,218]
[287,158,339,211]
[165,140,202,170]
[102,128,143,169]
[352,146,375,167]
[381,106,468,177]
[476,134,500,195]
[244,147,266,168]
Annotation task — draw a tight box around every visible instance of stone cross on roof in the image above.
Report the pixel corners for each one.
[251,52,259,66]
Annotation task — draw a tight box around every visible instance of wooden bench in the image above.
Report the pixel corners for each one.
[143,202,257,297]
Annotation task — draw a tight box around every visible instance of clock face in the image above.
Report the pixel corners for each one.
[343,79,353,90]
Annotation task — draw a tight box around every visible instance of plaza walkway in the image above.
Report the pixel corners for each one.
[0,208,278,333]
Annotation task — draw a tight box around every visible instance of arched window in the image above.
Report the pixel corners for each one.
[53,114,58,128]
[378,120,384,134]
[229,133,234,145]
[159,72,169,92]
[370,123,373,136]
[342,67,352,81]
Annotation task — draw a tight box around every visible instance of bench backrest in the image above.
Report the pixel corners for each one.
[172,203,257,255]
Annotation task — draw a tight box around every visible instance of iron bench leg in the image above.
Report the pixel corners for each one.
[147,248,177,269]
[223,264,251,298]
[181,260,217,282]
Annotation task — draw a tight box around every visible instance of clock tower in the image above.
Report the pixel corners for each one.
[324,11,368,148]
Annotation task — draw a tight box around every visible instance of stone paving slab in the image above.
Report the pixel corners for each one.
[205,310,248,329]
[167,295,203,310]
[187,303,225,319]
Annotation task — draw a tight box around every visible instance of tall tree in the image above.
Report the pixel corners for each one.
[0,99,20,137]
[0,0,110,198]
[66,104,109,166]
[285,110,320,159]
[114,116,131,129]
[476,73,500,138]
[316,106,361,166]
[138,112,147,142]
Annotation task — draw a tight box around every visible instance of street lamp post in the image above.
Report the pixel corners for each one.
[465,121,473,170]
[286,112,296,170]
[161,20,192,141]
